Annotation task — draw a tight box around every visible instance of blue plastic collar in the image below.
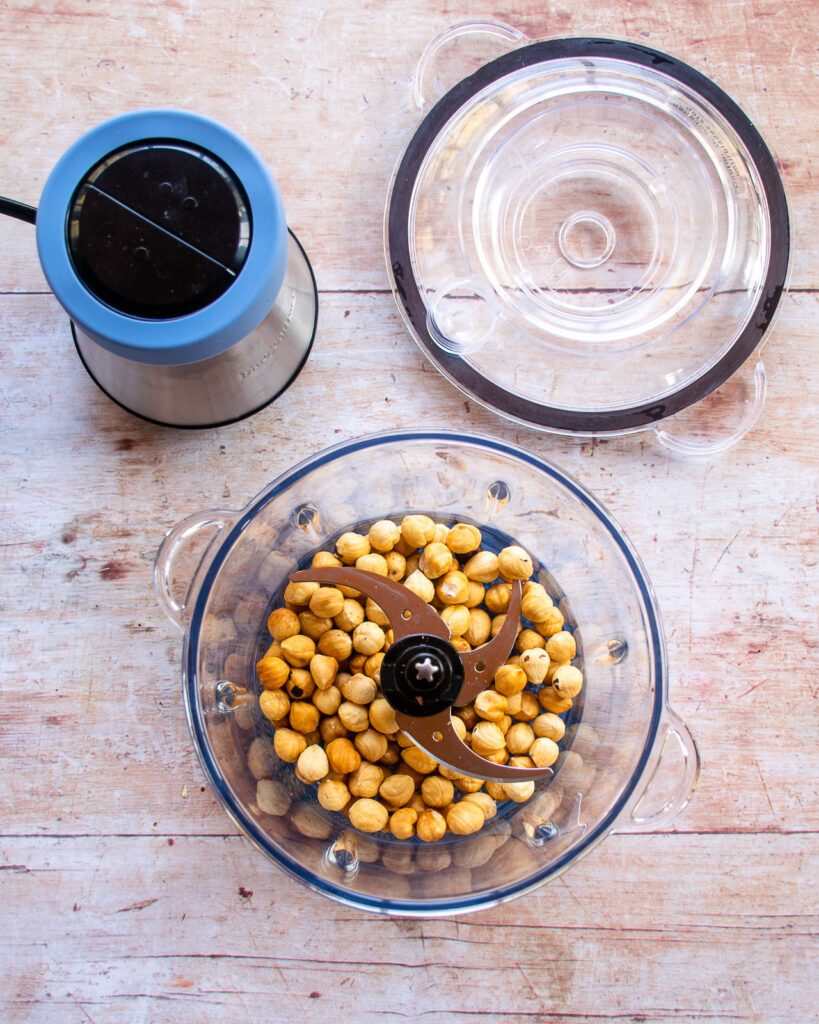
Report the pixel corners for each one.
[36,110,288,366]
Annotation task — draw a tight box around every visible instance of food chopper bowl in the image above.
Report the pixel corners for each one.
[387,28,790,452]
[155,431,698,916]
[36,110,318,428]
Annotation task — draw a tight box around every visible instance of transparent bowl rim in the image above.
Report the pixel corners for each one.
[182,429,666,915]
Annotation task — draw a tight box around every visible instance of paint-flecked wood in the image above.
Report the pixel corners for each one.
[0,1,817,1022]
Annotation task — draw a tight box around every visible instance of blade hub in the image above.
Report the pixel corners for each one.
[380,634,464,717]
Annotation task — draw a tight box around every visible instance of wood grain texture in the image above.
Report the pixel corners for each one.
[0,0,817,1021]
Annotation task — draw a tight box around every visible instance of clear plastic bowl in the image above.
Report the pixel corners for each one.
[155,432,699,915]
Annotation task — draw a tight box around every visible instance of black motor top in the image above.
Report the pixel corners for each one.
[68,141,250,320]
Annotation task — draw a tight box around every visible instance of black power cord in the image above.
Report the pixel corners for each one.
[0,196,37,224]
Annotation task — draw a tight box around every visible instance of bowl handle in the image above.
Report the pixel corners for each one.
[414,19,526,110]
[654,358,767,457]
[615,706,701,833]
[154,509,235,631]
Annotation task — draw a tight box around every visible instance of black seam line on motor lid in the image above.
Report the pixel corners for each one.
[387,37,790,435]
[84,183,237,277]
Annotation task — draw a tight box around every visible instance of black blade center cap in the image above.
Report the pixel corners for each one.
[380,634,464,717]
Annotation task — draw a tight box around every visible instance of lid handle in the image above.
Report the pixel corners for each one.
[655,358,767,457]
[414,19,526,111]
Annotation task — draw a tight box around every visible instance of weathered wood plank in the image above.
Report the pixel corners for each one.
[0,0,815,293]
[0,1,817,1020]
[1,833,816,1024]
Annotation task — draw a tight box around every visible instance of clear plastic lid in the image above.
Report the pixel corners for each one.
[387,35,790,437]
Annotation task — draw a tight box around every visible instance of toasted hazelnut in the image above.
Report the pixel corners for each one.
[356,552,388,576]
[389,807,418,839]
[462,791,497,820]
[506,722,536,754]
[355,727,388,763]
[447,800,485,835]
[296,744,329,783]
[338,700,371,733]
[364,652,384,683]
[339,673,377,705]
[453,774,484,794]
[401,515,436,548]
[312,684,342,716]
[280,634,316,668]
[485,582,512,613]
[312,550,342,570]
[440,604,470,636]
[421,775,455,808]
[267,607,301,642]
[289,701,320,734]
[502,779,535,803]
[464,580,486,609]
[379,773,415,807]
[348,763,385,798]
[416,808,446,842]
[348,798,388,833]
[317,778,350,811]
[369,697,399,735]
[420,542,452,579]
[285,668,314,700]
[385,551,406,581]
[534,606,565,637]
[336,532,371,564]
[352,621,385,656]
[257,655,290,690]
[520,647,550,684]
[326,737,361,774]
[514,691,541,721]
[403,569,435,603]
[463,551,499,583]
[552,664,583,698]
[538,687,573,715]
[470,721,506,756]
[319,715,349,744]
[546,631,577,663]
[463,607,491,646]
[309,653,339,691]
[368,520,401,552]
[521,582,553,623]
[317,628,353,661]
[530,736,560,767]
[309,586,345,619]
[401,744,438,774]
[474,689,507,722]
[259,689,291,723]
[516,628,546,653]
[494,663,528,696]
[533,712,566,741]
[298,611,333,641]
[364,598,390,627]
[446,523,482,554]
[436,570,470,604]
[273,728,307,763]
[498,545,533,581]
[283,580,319,606]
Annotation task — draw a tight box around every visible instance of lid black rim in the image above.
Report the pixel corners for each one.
[388,37,790,434]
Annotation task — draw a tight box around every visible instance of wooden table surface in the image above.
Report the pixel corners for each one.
[1,1,817,1021]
